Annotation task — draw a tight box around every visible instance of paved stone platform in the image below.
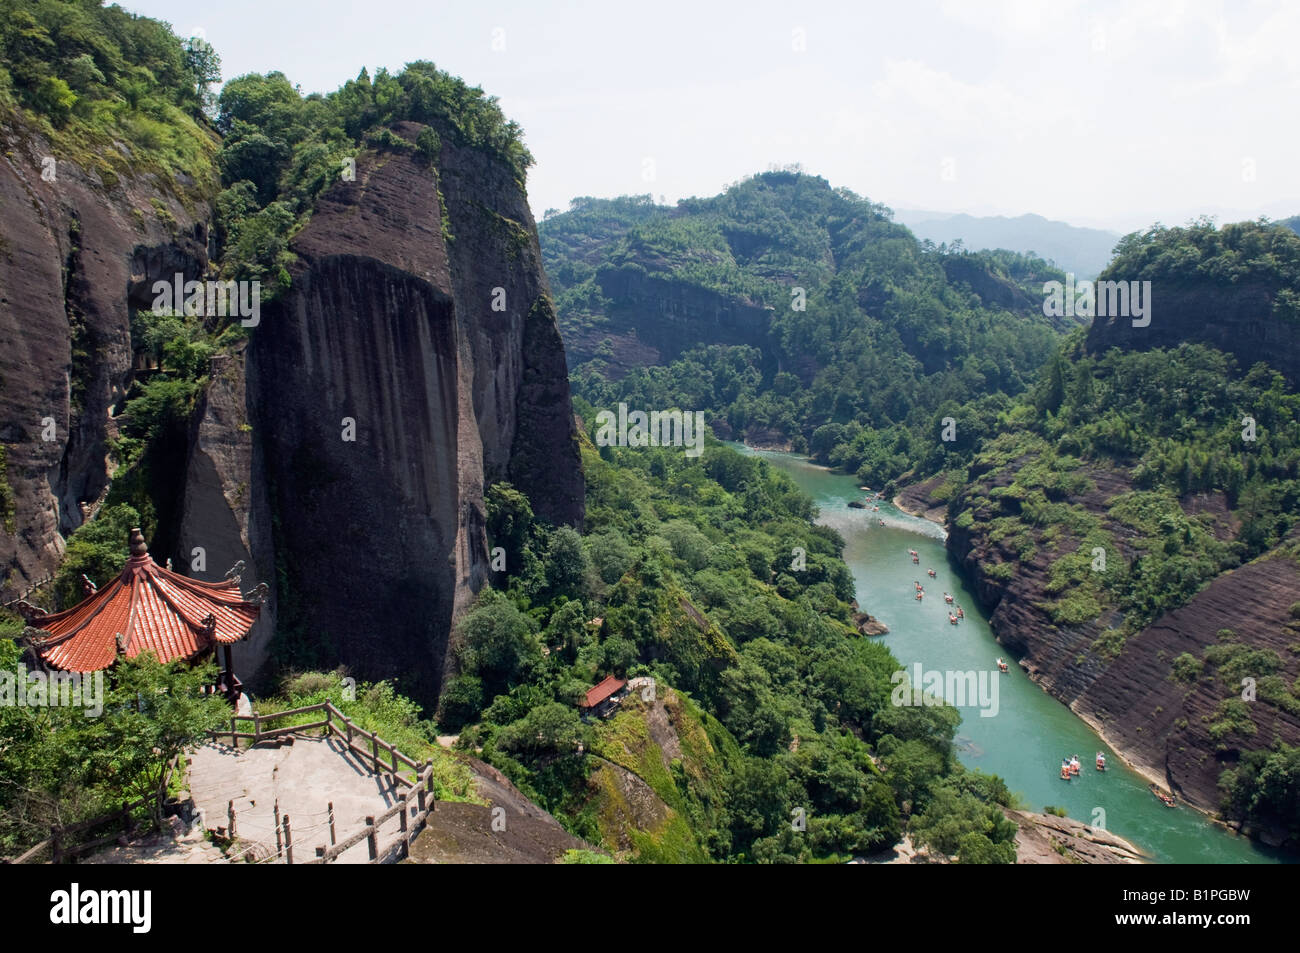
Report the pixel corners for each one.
[188,735,414,863]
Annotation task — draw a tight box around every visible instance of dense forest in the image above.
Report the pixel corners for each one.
[0,429,1023,863]
[4,0,1298,863]
[436,423,1018,861]
[541,173,1079,490]
[545,180,1300,849]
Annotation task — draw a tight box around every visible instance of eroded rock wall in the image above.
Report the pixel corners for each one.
[0,123,211,600]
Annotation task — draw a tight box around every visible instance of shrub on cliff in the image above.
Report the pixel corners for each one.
[0,1,219,190]
[50,503,140,610]
[210,60,535,288]
[1219,744,1300,848]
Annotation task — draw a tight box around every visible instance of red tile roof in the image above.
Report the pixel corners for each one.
[24,529,262,673]
[581,675,627,709]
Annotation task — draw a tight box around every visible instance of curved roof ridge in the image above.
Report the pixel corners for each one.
[29,528,264,673]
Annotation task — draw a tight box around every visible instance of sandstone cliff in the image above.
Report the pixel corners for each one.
[0,113,214,597]
[2,113,583,704]
[563,263,774,378]
[909,469,1300,820]
[184,121,584,700]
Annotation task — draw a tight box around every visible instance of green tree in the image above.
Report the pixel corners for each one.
[97,654,229,820]
[455,590,542,698]
[51,504,141,610]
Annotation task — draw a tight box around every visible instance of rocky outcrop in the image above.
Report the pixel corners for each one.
[226,122,583,697]
[176,341,273,665]
[1073,552,1300,812]
[1008,809,1146,864]
[893,474,950,525]
[2,112,583,704]
[1086,280,1300,386]
[853,612,888,637]
[562,264,773,377]
[0,115,214,600]
[407,756,594,864]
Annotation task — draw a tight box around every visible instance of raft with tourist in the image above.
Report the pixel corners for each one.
[1150,784,1177,807]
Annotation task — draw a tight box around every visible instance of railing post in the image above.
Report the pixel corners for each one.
[253,711,260,743]
[417,763,427,814]
[229,716,237,746]
[365,816,376,861]
[274,799,282,858]
[316,846,326,862]
[283,814,293,865]
[227,800,236,840]
[372,733,380,774]
[399,792,408,836]
[328,802,336,845]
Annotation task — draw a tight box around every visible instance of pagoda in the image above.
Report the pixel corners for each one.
[13,528,266,701]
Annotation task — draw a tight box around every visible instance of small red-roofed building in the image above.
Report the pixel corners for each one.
[15,528,265,702]
[580,674,628,719]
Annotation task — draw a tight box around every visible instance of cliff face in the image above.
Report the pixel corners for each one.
[0,121,212,598]
[1087,281,1300,386]
[3,117,583,703]
[917,469,1300,816]
[202,121,583,698]
[562,264,773,378]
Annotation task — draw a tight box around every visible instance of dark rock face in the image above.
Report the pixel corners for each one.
[938,256,1040,314]
[229,123,583,698]
[0,124,211,598]
[1086,280,1300,386]
[562,264,773,378]
[3,119,583,704]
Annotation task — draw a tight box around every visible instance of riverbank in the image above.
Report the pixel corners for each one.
[895,473,1231,831]
[736,445,1279,862]
[1009,810,1148,864]
[893,474,949,526]
[1071,706,1243,837]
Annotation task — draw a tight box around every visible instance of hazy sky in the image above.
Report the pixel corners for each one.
[125,0,1300,231]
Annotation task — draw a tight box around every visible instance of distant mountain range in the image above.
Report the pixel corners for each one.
[893,210,1121,279]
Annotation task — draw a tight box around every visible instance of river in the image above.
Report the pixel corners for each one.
[736,446,1283,864]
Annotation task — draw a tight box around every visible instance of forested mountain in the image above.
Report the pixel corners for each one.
[898,220,1300,847]
[1,2,1026,866]
[0,0,582,703]
[540,172,1079,486]
[548,182,1300,850]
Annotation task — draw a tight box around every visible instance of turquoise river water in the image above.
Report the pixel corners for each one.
[737,446,1286,864]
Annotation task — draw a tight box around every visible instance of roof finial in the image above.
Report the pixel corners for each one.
[128,527,148,557]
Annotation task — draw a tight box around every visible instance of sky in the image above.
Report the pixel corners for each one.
[124,0,1300,232]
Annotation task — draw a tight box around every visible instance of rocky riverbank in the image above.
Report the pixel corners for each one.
[896,465,1300,846]
[1008,810,1147,864]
